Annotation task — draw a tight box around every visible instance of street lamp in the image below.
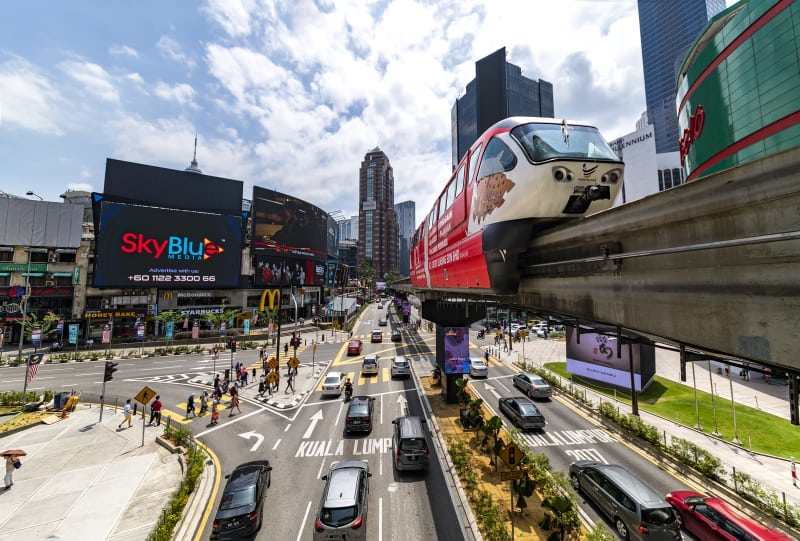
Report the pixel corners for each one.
[26,191,43,201]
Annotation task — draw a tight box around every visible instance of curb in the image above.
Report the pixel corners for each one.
[172,451,216,541]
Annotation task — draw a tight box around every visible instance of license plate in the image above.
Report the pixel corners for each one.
[409,455,417,461]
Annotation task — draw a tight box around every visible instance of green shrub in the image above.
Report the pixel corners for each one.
[146,444,206,541]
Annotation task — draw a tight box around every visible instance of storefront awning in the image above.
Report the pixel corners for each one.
[51,272,73,277]
[0,272,9,277]
[21,272,44,277]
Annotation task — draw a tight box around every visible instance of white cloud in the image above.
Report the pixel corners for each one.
[154,81,198,108]
[58,59,119,103]
[0,56,66,135]
[202,0,256,37]
[157,36,197,70]
[109,44,139,58]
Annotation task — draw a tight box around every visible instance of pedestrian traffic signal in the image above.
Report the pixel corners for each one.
[291,336,301,348]
[230,339,237,352]
[104,361,118,382]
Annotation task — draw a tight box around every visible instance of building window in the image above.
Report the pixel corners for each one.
[367,168,375,200]
[657,170,664,191]
[365,211,373,259]
[0,250,12,262]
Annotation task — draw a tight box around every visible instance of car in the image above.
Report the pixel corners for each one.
[314,460,371,540]
[347,339,363,355]
[469,358,488,378]
[570,461,681,541]
[498,396,546,431]
[321,371,344,397]
[211,460,272,540]
[378,317,388,326]
[391,329,402,342]
[361,354,379,376]
[345,396,375,433]
[392,416,430,471]
[391,356,411,378]
[512,372,552,399]
[371,329,382,343]
[666,490,794,541]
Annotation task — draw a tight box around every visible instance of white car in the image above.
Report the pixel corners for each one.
[469,358,488,378]
[390,356,411,378]
[362,354,379,375]
[321,371,344,397]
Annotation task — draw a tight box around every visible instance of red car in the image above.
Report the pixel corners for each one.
[666,490,793,541]
[347,339,363,355]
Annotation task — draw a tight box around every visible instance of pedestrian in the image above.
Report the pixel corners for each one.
[186,393,196,418]
[149,395,162,426]
[285,370,295,394]
[484,350,489,363]
[258,377,266,396]
[3,453,21,490]
[252,367,257,380]
[765,367,772,384]
[742,362,750,381]
[229,386,242,416]
[210,395,220,425]
[284,342,289,355]
[119,399,133,429]
[271,370,280,393]
[199,391,209,415]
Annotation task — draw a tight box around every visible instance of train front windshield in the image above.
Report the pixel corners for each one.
[512,123,619,163]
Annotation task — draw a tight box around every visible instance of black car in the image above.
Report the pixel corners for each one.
[345,396,375,434]
[212,460,272,539]
[498,396,546,431]
[391,329,401,342]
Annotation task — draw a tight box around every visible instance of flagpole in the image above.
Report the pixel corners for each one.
[22,357,30,404]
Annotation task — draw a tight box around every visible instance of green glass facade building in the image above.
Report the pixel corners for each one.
[677,0,800,180]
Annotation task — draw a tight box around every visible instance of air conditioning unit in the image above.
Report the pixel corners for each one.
[48,254,57,263]
[45,280,55,287]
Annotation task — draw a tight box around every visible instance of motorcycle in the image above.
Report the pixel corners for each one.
[477,330,485,339]
[344,387,353,402]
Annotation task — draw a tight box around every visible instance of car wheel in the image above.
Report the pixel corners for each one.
[614,517,629,540]
[527,389,533,399]
[570,473,580,492]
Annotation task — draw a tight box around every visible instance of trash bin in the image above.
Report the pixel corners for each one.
[54,392,67,410]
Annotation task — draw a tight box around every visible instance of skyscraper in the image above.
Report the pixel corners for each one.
[394,200,415,276]
[451,47,554,167]
[358,147,399,279]
[637,0,726,153]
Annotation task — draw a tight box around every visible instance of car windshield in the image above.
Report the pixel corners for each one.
[219,486,255,510]
[400,438,426,451]
[321,505,357,527]
[349,341,359,347]
[642,506,676,525]
[530,376,547,386]
[364,359,376,365]
[349,403,369,415]
[324,376,340,385]
[394,360,408,367]
[473,360,486,367]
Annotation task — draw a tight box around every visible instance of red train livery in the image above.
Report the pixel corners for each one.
[410,116,624,294]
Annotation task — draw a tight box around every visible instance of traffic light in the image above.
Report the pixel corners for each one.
[103,361,118,382]
[230,339,237,352]
[291,336,300,349]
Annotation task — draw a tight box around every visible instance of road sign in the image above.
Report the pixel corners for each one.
[500,443,522,466]
[134,386,157,406]
[268,358,279,370]
[266,371,279,384]
[501,470,524,481]
[288,356,300,369]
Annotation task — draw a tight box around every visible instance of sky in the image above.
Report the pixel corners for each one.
[0,0,737,222]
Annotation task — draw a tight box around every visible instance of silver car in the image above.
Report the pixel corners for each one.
[314,460,371,540]
[469,358,488,378]
[321,371,344,397]
[390,356,411,378]
[512,372,552,399]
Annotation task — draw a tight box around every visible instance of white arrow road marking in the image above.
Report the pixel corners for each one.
[238,430,265,452]
[484,383,502,399]
[303,410,324,439]
[397,395,408,416]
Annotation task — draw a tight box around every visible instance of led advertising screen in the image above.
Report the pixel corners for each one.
[253,249,326,287]
[94,202,242,289]
[443,326,470,374]
[565,327,655,391]
[251,186,329,257]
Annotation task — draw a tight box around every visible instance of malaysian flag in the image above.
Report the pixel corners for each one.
[26,353,45,385]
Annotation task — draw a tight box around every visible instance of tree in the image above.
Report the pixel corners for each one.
[154,310,185,335]
[358,261,376,295]
[539,495,575,541]
[19,311,62,341]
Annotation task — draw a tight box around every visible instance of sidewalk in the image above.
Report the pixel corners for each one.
[482,336,800,508]
[0,404,183,541]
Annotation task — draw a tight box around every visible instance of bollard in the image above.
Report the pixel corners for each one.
[792,457,798,488]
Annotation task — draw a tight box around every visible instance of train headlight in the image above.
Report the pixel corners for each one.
[601,168,622,183]
[552,166,574,182]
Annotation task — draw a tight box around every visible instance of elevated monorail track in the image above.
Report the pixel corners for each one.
[410,145,800,376]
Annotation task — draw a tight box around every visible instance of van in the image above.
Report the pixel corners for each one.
[391,416,429,471]
[569,461,681,540]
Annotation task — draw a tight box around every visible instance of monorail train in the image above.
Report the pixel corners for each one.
[410,116,623,294]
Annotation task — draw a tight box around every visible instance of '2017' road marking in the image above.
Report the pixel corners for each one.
[295,438,392,458]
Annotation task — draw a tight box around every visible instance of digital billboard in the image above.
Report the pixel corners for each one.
[94,201,242,289]
[253,249,327,287]
[565,327,655,391]
[443,326,470,374]
[251,186,329,256]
